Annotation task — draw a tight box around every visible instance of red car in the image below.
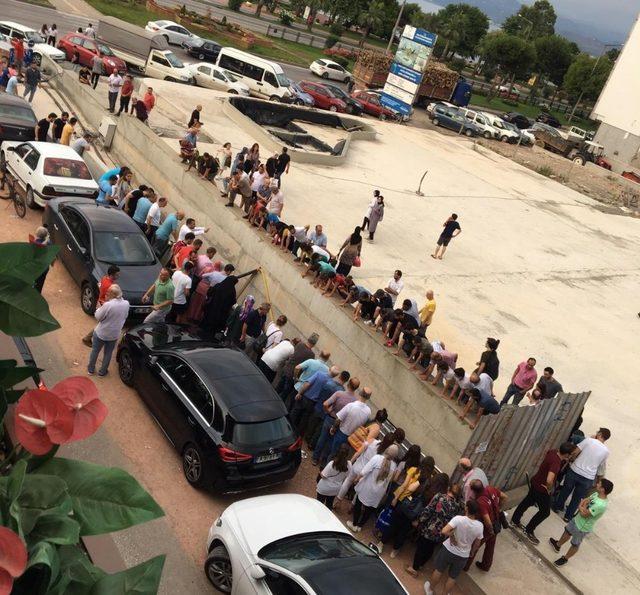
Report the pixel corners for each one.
[352,90,397,120]
[297,80,346,113]
[57,33,126,73]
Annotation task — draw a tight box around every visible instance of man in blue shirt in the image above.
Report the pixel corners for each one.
[153,210,184,256]
[306,369,348,448]
[96,175,117,205]
[132,193,155,230]
[308,224,328,248]
[293,352,330,392]
[291,365,332,434]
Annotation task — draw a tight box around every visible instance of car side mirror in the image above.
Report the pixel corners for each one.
[147,355,158,367]
[367,542,381,555]
[249,566,265,580]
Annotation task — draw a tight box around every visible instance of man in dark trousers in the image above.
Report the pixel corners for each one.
[512,442,577,544]
[35,113,57,142]
[431,213,461,260]
[275,146,291,188]
[188,104,202,128]
[52,112,69,143]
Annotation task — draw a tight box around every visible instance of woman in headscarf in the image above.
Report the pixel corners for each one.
[336,226,362,276]
[367,195,384,242]
[247,143,260,172]
[225,294,255,347]
[201,276,238,339]
[347,444,399,532]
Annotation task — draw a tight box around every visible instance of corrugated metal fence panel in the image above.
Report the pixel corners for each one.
[458,392,591,491]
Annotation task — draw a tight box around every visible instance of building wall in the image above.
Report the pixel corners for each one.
[594,122,640,168]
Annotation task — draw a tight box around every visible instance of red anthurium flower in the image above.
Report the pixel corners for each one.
[0,526,28,595]
[14,390,74,455]
[52,376,107,442]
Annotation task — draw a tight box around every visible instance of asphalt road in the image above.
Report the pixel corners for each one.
[0,0,327,87]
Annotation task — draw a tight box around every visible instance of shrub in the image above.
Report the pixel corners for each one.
[324,34,339,49]
[332,55,349,67]
[448,57,466,73]
[228,0,243,12]
[329,22,344,37]
[279,10,293,26]
[537,166,555,178]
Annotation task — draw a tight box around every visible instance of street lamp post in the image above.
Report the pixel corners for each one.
[567,43,620,123]
[386,0,407,53]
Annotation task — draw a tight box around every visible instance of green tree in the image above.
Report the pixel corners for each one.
[435,3,489,59]
[502,0,556,39]
[479,31,537,93]
[358,0,387,38]
[535,35,578,86]
[606,47,620,62]
[563,53,613,101]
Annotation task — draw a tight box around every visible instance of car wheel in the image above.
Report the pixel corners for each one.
[465,128,474,137]
[379,113,387,121]
[433,118,439,126]
[205,545,232,593]
[321,72,329,79]
[573,156,586,166]
[33,53,42,66]
[500,135,509,143]
[162,35,169,43]
[117,347,136,387]
[269,95,280,102]
[228,89,238,94]
[198,53,205,60]
[329,105,338,112]
[164,77,177,82]
[183,443,208,488]
[295,98,304,105]
[25,186,37,209]
[81,282,98,315]
[344,76,350,84]
[483,131,492,139]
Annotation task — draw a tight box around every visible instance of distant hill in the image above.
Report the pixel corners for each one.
[418,0,626,54]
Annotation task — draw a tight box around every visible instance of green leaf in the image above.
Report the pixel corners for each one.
[7,459,27,502]
[0,242,59,284]
[0,362,42,389]
[34,458,164,536]
[0,276,60,337]
[12,541,60,595]
[91,555,165,595]
[28,513,80,546]
[49,546,106,595]
[26,445,59,473]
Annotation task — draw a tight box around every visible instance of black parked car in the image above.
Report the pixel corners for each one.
[323,83,364,115]
[42,198,161,316]
[116,325,302,492]
[502,112,531,130]
[184,37,221,62]
[536,111,561,128]
[0,94,37,143]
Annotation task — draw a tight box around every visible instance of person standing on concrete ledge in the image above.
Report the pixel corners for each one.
[188,105,202,128]
[431,213,461,260]
[90,54,102,89]
[550,477,613,566]
[500,357,538,406]
[143,87,156,114]
[275,146,291,188]
[22,62,41,102]
[107,69,123,113]
[117,75,134,116]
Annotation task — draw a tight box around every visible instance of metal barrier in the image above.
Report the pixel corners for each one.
[266,23,357,52]
[455,392,590,491]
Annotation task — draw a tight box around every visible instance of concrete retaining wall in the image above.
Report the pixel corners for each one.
[48,60,470,471]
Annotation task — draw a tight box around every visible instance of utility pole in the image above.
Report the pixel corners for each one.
[386,0,407,53]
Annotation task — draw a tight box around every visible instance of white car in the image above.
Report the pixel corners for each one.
[309,59,352,83]
[0,21,65,65]
[1,141,98,209]
[481,112,521,143]
[205,494,409,594]
[145,20,201,47]
[188,63,250,95]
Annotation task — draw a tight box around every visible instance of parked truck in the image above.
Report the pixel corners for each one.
[534,129,607,166]
[98,17,193,84]
[353,49,471,108]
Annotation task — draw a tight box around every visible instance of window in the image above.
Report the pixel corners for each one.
[231,417,292,448]
[44,158,92,179]
[218,54,243,75]
[151,55,170,67]
[98,44,114,56]
[176,27,189,35]
[263,71,277,87]
[275,73,289,87]
[198,65,212,76]
[243,63,264,81]
[93,231,155,265]
[69,36,84,45]
[25,31,44,43]
[165,53,184,68]
[82,40,97,52]
[263,570,306,595]
[166,26,180,32]
[12,31,24,41]
[60,208,90,249]
[0,26,10,36]
[23,150,40,171]
[14,144,31,159]
[212,70,225,81]
[158,357,214,423]
[328,64,343,72]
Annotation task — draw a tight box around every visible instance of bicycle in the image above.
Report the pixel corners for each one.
[0,169,26,219]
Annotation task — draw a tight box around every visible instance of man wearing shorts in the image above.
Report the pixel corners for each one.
[549,477,613,566]
[431,213,461,260]
[425,500,483,595]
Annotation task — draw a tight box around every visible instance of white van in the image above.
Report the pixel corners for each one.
[216,47,291,101]
[459,108,500,140]
[481,112,521,143]
[0,21,65,65]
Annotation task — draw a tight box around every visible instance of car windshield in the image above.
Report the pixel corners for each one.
[222,69,238,82]
[231,417,292,447]
[0,104,37,125]
[501,121,518,132]
[165,52,184,68]
[190,38,204,47]
[329,86,345,98]
[98,44,114,56]
[259,532,376,575]
[43,158,92,179]
[25,31,45,43]
[275,73,289,87]
[93,231,156,265]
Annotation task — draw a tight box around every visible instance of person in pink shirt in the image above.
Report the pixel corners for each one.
[501,357,537,407]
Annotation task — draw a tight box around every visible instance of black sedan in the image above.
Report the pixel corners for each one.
[0,94,37,143]
[536,111,561,128]
[184,38,221,62]
[502,112,532,130]
[116,325,302,492]
[323,83,364,115]
[42,198,161,316]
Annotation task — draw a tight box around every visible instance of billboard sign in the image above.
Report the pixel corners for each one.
[380,25,437,117]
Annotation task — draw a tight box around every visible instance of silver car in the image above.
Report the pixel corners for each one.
[145,20,200,46]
